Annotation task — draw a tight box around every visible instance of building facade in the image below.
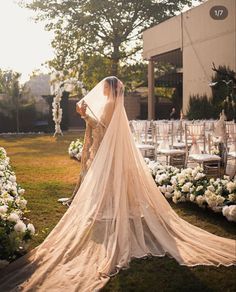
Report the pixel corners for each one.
[143,0,235,119]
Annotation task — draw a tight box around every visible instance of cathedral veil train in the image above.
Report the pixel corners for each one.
[0,76,235,292]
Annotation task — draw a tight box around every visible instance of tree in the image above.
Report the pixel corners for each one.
[20,0,196,76]
[0,70,21,116]
[0,69,36,132]
[210,64,236,119]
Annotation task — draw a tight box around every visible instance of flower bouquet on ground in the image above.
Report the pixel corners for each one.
[0,147,35,267]
[68,139,84,161]
[144,158,236,222]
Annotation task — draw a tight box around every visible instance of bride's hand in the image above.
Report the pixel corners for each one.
[76,101,87,116]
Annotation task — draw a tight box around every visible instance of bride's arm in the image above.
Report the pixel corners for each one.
[81,113,99,128]
[76,102,99,128]
[77,100,115,129]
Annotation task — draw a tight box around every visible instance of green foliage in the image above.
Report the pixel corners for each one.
[0,69,21,96]
[20,0,194,76]
[211,65,236,105]
[210,65,236,121]
[0,69,37,132]
[0,69,21,119]
[119,62,148,92]
[186,94,216,120]
[61,55,148,92]
[187,65,236,120]
[0,223,29,261]
[81,54,112,90]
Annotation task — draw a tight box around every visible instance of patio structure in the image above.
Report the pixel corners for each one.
[143,0,236,120]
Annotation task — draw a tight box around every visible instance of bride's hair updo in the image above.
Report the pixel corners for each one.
[104,76,119,98]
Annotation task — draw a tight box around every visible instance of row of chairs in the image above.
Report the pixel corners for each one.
[130,120,236,178]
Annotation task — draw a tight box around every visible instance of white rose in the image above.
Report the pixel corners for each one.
[195,172,205,180]
[165,192,173,199]
[222,205,236,222]
[166,185,174,193]
[196,195,205,206]
[186,168,193,174]
[229,205,236,218]
[205,190,213,197]
[192,169,198,177]
[228,194,236,202]
[179,196,186,202]
[173,190,181,199]
[0,205,8,214]
[181,182,192,193]
[27,223,35,235]
[207,185,215,192]
[221,179,228,186]
[172,196,178,204]
[9,175,16,183]
[206,195,218,208]
[226,182,236,193]
[0,171,4,177]
[18,188,25,195]
[222,205,230,217]
[170,176,177,186]
[0,165,5,171]
[8,212,20,222]
[16,198,27,209]
[159,185,166,193]
[178,178,185,185]
[156,174,168,185]
[14,220,27,233]
[190,194,195,202]
[216,195,225,205]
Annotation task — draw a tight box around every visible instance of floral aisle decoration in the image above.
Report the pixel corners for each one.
[144,158,236,222]
[0,148,35,267]
[68,139,84,161]
[50,69,87,137]
[51,84,63,137]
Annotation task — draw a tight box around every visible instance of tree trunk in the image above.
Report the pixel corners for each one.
[111,42,120,76]
[111,59,119,76]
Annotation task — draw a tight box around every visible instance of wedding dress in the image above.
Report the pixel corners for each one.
[0,76,235,292]
[60,102,114,205]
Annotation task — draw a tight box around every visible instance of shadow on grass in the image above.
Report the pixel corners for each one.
[170,201,236,238]
[102,256,236,292]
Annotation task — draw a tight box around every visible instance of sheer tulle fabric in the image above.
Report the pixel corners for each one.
[0,77,235,292]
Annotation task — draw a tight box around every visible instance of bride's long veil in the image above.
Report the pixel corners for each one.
[0,76,235,292]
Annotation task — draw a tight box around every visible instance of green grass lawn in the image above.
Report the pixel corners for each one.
[0,132,235,292]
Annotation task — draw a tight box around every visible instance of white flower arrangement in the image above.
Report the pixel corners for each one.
[68,139,84,161]
[145,159,236,222]
[0,147,35,264]
[222,205,236,222]
[50,70,88,137]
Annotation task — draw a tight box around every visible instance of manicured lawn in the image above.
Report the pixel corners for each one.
[0,132,235,292]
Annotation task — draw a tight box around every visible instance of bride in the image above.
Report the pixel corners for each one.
[59,77,116,206]
[0,76,235,291]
